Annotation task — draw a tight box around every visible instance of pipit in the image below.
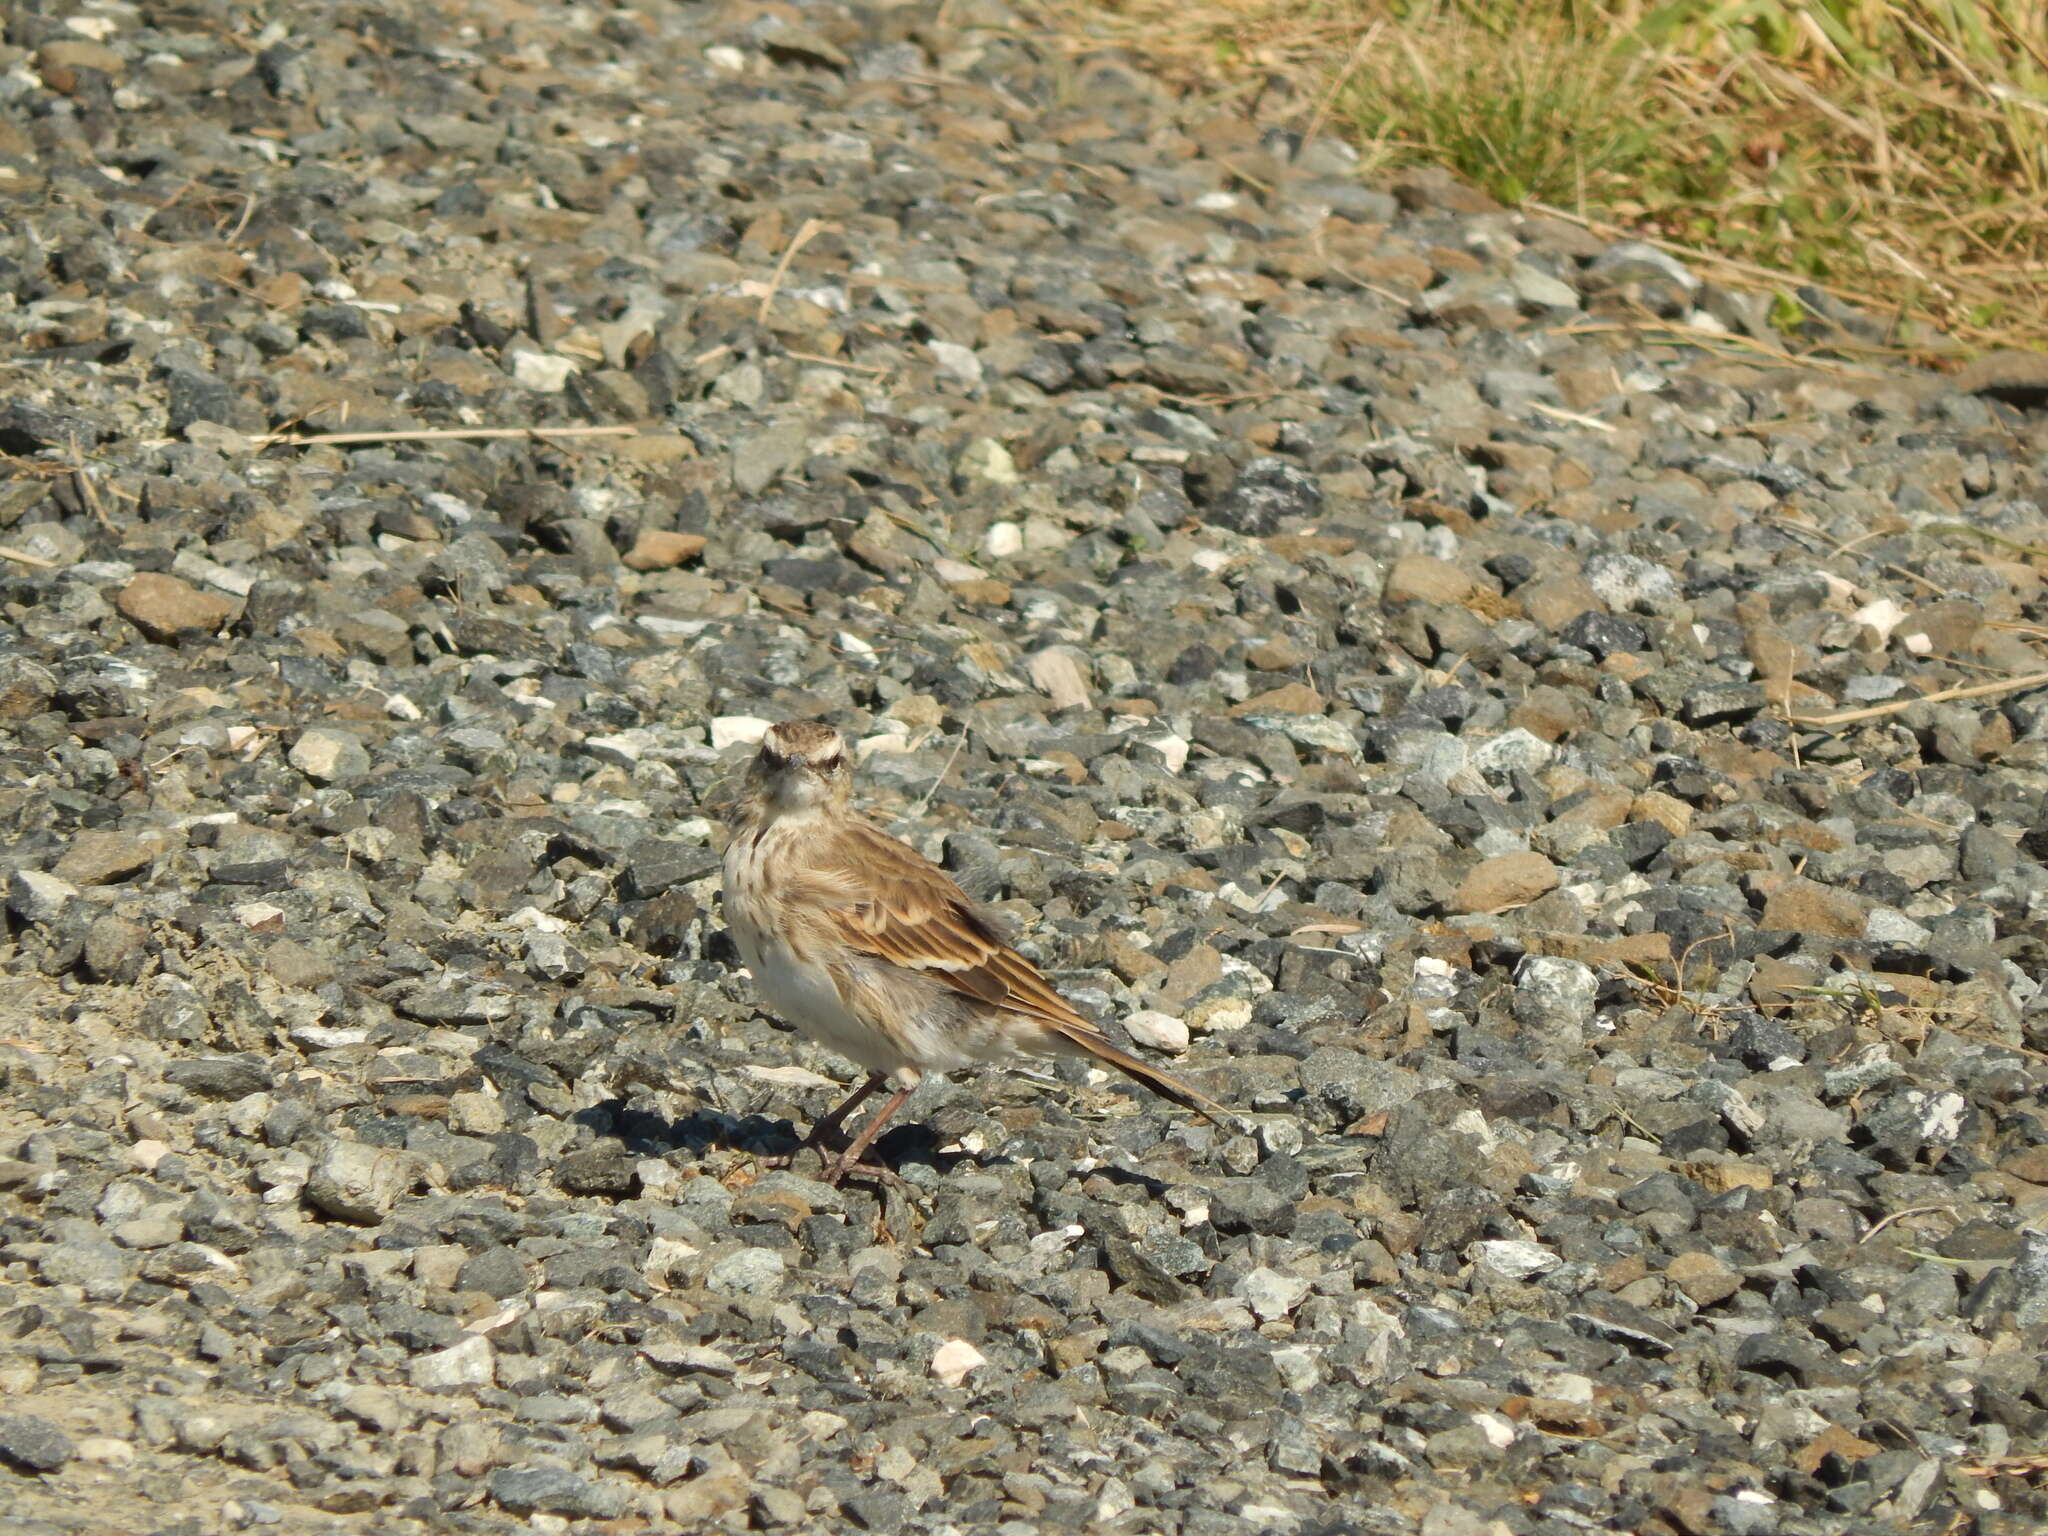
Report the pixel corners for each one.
[721,720,1223,1183]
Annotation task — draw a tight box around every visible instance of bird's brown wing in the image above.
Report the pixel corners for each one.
[816,820,1071,1019]
[814,819,1224,1120]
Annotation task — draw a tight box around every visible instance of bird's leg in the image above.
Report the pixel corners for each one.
[804,1072,887,1151]
[822,1083,914,1187]
[761,1073,886,1171]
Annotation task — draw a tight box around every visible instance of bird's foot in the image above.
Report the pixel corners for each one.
[756,1140,903,1187]
[819,1150,907,1188]
[758,1075,914,1187]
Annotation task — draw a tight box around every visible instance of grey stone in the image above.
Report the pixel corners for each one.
[1208,1178,1295,1237]
[7,869,78,927]
[623,838,721,898]
[1200,456,1322,536]
[1588,240,1700,291]
[1512,955,1597,1049]
[164,1055,270,1099]
[1557,610,1647,657]
[1584,552,1683,614]
[706,1247,787,1297]
[37,1240,134,1300]
[305,1140,413,1223]
[488,1464,629,1518]
[81,913,151,984]
[0,1414,74,1472]
[1858,1087,1967,1165]
[456,1246,529,1299]
[733,425,810,495]
[524,931,588,981]
[1507,264,1580,312]
[410,1334,495,1391]
[1296,1049,1418,1127]
[288,727,372,782]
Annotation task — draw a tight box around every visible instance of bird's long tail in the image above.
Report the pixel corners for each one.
[1048,1021,1228,1124]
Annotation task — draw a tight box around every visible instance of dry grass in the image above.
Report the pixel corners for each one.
[1038,0,2048,357]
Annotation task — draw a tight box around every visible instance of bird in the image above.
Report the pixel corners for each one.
[720,719,1224,1184]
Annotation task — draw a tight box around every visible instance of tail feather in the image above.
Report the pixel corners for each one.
[1048,1021,1227,1124]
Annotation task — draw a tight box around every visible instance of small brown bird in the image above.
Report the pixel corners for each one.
[721,720,1223,1183]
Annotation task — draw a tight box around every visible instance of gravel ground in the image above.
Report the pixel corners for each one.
[3,0,2048,1532]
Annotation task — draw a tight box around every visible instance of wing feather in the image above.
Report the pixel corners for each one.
[807,818,1225,1122]
[819,821,1094,1031]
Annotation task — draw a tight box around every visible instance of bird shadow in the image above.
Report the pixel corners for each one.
[573,1098,974,1183]
[1085,1162,1173,1199]
[580,1098,796,1158]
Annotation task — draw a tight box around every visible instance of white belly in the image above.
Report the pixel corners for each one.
[723,837,906,1076]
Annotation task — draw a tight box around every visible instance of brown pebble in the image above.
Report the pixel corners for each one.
[116,573,237,644]
[621,530,708,571]
[1758,875,1868,939]
[1452,851,1561,914]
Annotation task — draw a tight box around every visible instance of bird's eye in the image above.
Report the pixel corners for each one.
[759,744,787,769]
[815,752,843,771]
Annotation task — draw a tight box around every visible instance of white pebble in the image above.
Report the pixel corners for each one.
[930,1339,986,1388]
[1471,1239,1562,1279]
[710,716,773,751]
[1140,733,1189,774]
[1123,1010,1190,1054]
[508,349,577,392]
[1028,647,1091,711]
[1238,1266,1311,1321]
[927,340,983,388]
[409,1334,495,1391]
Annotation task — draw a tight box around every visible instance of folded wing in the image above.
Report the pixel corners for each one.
[817,821,1224,1121]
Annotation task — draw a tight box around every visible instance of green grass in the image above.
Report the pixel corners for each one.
[1341,18,1662,206]
[1052,0,2048,355]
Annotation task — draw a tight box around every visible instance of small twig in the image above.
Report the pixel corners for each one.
[1957,1452,2048,1480]
[1119,383,1305,409]
[72,468,114,532]
[1528,401,1616,433]
[757,217,832,327]
[1878,561,1948,596]
[1784,670,2048,726]
[1213,157,1276,196]
[0,545,58,568]
[910,732,970,818]
[1778,661,1804,768]
[1923,650,2011,678]
[226,191,258,242]
[1059,158,1119,186]
[1768,508,1941,597]
[783,350,888,374]
[1924,521,2048,560]
[1858,1203,1956,1245]
[242,425,640,449]
[152,178,197,218]
[1944,1026,2048,1064]
[1895,1247,1985,1268]
[1300,20,1383,152]
[1315,240,1415,308]
[898,69,1033,118]
[879,505,948,554]
[1525,201,1915,350]
[68,436,116,533]
[1747,56,1940,186]
[1554,318,1883,374]
[842,273,969,295]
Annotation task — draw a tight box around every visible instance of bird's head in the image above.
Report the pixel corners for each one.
[742,719,852,817]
